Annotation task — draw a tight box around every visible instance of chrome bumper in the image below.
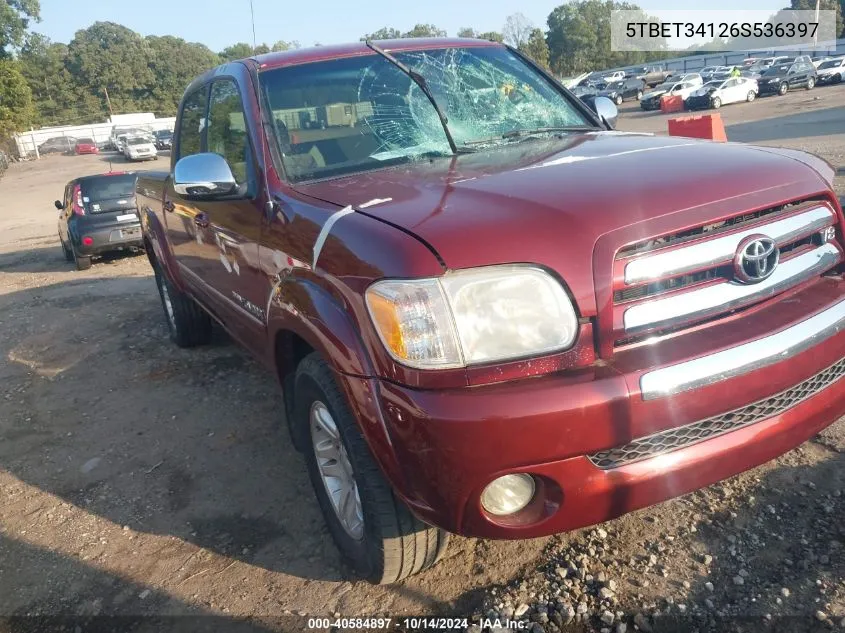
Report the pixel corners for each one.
[640,297,845,400]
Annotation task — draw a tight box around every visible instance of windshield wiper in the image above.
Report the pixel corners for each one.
[464,126,594,146]
[365,40,458,155]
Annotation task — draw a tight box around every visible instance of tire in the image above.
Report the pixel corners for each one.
[59,235,73,262]
[636,89,643,101]
[778,82,788,96]
[833,74,842,84]
[152,264,212,347]
[295,352,449,584]
[72,246,92,271]
[806,77,815,90]
[746,90,756,102]
[712,97,721,109]
[614,95,623,106]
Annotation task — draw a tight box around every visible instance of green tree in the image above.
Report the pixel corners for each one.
[520,28,550,68]
[478,31,505,42]
[790,0,844,39]
[67,22,154,115]
[219,42,254,61]
[146,35,219,115]
[457,27,477,38]
[0,0,40,58]
[272,40,298,51]
[361,27,401,40]
[546,1,662,75]
[0,59,35,136]
[18,34,79,123]
[402,24,446,38]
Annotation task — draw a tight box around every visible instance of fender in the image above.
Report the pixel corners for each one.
[267,276,411,497]
[140,205,188,293]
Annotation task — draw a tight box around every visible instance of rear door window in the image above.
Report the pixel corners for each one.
[177,85,210,160]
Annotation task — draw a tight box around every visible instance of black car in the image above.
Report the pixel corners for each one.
[154,129,173,150]
[597,77,645,104]
[38,136,77,155]
[56,172,143,270]
[757,60,817,95]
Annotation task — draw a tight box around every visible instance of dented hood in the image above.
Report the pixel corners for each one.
[295,132,831,315]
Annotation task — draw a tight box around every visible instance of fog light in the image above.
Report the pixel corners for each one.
[82,236,94,246]
[481,474,536,516]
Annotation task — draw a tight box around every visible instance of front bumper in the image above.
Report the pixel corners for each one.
[73,222,143,255]
[817,73,843,85]
[352,279,845,539]
[685,96,712,110]
[758,82,784,94]
[640,99,661,110]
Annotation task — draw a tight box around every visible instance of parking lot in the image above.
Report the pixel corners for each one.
[0,84,844,631]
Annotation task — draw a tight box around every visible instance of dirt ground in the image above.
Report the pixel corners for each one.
[0,84,844,633]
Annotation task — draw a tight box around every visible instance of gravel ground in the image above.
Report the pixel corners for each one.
[0,84,843,633]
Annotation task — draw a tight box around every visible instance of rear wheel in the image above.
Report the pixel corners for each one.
[295,353,449,584]
[712,96,722,109]
[636,89,643,100]
[806,76,815,90]
[59,234,73,262]
[152,265,212,347]
[778,82,788,95]
[72,246,91,271]
[614,95,623,105]
[746,90,756,102]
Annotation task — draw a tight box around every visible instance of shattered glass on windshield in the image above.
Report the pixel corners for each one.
[260,46,590,181]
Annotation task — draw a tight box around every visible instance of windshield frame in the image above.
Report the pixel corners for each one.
[259,44,603,184]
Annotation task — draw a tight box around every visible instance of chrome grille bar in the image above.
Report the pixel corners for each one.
[623,243,842,333]
[624,205,835,285]
[639,298,845,400]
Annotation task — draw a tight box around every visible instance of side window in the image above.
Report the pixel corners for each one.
[207,79,254,190]
[177,85,210,160]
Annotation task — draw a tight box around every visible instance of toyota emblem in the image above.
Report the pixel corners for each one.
[734,235,779,284]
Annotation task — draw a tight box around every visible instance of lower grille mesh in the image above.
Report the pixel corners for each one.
[588,357,845,469]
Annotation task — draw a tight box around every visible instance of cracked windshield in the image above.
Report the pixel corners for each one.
[262,46,591,181]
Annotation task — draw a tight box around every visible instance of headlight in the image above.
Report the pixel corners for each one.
[365,265,579,369]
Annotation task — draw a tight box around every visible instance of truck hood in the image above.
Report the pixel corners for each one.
[295,132,831,316]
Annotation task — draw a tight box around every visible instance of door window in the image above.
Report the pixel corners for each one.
[207,79,255,190]
[177,85,210,160]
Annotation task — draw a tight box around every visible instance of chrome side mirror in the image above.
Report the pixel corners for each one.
[173,153,238,198]
[593,96,618,130]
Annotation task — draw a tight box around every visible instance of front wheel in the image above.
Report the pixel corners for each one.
[295,353,449,584]
[712,97,722,109]
[778,82,788,95]
[746,90,756,102]
[636,89,643,101]
[614,95,623,105]
[806,77,815,90]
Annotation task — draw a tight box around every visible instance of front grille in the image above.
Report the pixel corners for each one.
[587,357,845,469]
[609,201,841,347]
[616,199,819,258]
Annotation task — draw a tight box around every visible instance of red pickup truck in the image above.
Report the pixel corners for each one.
[136,38,845,584]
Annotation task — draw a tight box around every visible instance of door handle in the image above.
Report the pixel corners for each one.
[164,200,175,213]
[194,212,209,228]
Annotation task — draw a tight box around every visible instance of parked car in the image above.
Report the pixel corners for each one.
[38,136,76,155]
[629,64,673,86]
[685,76,759,109]
[699,66,723,81]
[123,136,158,161]
[674,73,703,86]
[597,77,645,104]
[816,57,845,85]
[56,172,142,270]
[136,39,845,585]
[811,55,832,68]
[757,60,817,95]
[74,138,99,155]
[154,129,173,150]
[602,70,626,83]
[640,79,700,110]
[111,125,154,152]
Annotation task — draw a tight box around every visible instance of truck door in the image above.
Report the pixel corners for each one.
[167,75,269,354]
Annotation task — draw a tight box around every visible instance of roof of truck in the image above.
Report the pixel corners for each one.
[252,38,502,70]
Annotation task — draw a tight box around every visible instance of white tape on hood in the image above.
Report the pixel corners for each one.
[312,205,355,270]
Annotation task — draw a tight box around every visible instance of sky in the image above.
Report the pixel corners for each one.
[35,0,786,52]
